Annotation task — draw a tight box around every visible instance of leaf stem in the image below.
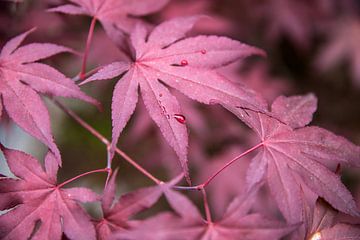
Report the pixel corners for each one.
[73,66,102,82]
[172,142,263,190]
[201,188,212,223]
[201,142,263,188]
[53,99,162,185]
[57,168,109,189]
[80,17,97,80]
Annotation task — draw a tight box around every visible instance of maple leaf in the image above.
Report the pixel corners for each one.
[252,0,313,48]
[81,16,267,179]
[95,169,164,240]
[222,93,360,223]
[48,0,170,34]
[0,29,99,163]
[0,145,99,240]
[114,186,297,240]
[195,147,250,217]
[293,196,360,240]
[219,62,291,103]
[316,17,360,87]
[318,223,360,239]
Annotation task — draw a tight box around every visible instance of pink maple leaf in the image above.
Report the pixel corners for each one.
[48,0,170,34]
[81,16,266,179]
[293,197,360,240]
[95,169,164,239]
[113,186,297,240]
[319,223,360,239]
[316,17,360,87]
[0,29,99,164]
[253,0,313,48]
[0,145,99,240]
[195,147,251,217]
[223,93,360,224]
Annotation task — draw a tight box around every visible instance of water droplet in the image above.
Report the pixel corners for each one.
[200,49,207,54]
[180,60,188,66]
[166,114,170,119]
[159,93,163,97]
[174,114,186,124]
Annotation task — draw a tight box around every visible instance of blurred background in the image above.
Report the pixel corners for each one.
[1,0,360,220]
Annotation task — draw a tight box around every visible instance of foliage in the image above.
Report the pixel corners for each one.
[0,0,360,239]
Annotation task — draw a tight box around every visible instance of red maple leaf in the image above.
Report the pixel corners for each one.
[95,169,164,239]
[293,196,360,240]
[316,17,360,87]
[48,0,170,34]
[223,93,360,223]
[81,16,266,179]
[0,145,99,240]
[318,223,360,239]
[0,29,99,163]
[252,0,314,48]
[113,186,297,240]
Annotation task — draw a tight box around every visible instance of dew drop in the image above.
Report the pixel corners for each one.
[180,60,188,66]
[159,93,163,97]
[174,114,186,124]
[200,49,207,54]
[166,114,170,119]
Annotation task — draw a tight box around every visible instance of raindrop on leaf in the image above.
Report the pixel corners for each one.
[174,114,186,124]
[180,60,188,66]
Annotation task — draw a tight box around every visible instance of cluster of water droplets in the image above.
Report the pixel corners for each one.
[158,94,186,124]
[178,49,207,67]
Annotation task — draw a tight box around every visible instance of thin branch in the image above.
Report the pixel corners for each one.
[57,168,109,189]
[53,99,162,185]
[80,17,97,80]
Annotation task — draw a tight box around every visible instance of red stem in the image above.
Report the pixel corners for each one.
[57,168,109,189]
[80,17,97,80]
[172,142,263,191]
[201,188,212,223]
[53,99,162,185]
[104,167,113,189]
[73,66,103,83]
[201,142,263,188]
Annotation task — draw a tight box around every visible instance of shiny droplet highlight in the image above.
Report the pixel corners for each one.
[174,114,186,124]
[200,49,207,54]
[309,232,321,240]
[180,60,188,66]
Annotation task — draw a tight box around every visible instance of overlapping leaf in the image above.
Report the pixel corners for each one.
[0,29,99,163]
[316,17,360,87]
[223,93,360,223]
[293,197,360,240]
[114,186,297,240]
[49,0,170,34]
[95,169,163,239]
[0,146,98,240]
[81,16,266,179]
[252,0,313,48]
